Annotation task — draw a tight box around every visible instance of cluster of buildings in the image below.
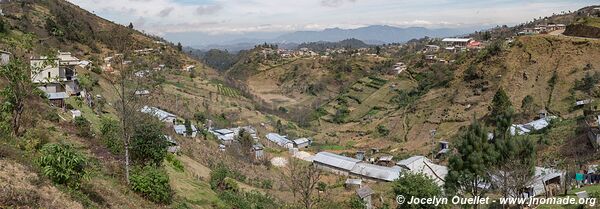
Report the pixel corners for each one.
[518,23,566,35]
[509,109,556,136]
[313,151,447,184]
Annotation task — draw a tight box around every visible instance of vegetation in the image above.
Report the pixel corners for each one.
[129,166,173,204]
[130,119,169,166]
[0,58,36,136]
[73,116,92,138]
[38,143,88,188]
[100,117,123,154]
[392,173,444,209]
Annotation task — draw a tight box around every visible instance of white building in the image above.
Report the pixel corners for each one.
[396,156,448,186]
[140,106,177,124]
[31,51,81,96]
[174,124,197,137]
[266,133,293,148]
[313,152,361,176]
[292,138,311,148]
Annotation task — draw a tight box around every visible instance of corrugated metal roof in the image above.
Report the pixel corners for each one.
[174,124,197,135]
[396,156,448,186]
[350,163,401,182]
[293,138,310,145]
[140,106,176,122]
[356,186,374,199]
[442,38,471,42]
[266,133,292,147]
[47,92,68,100]
[313,152,360,171]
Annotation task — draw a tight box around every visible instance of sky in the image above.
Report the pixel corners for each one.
[67,0,596,44]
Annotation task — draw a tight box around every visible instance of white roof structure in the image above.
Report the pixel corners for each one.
[313,152,360,171]
[510,116,557,135]
[266,133,292,147]
[210,128,235,141]
[530,167,563,197]
[345,179,362,186]
[293,138,311,145]
[350,163,401,182]
[47,92,68,100]
[442,38,472,43]
[396,156,448,186]
[140,106,176,123]
[174,124,197,135]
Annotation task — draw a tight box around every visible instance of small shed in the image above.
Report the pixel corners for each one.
[356,186,374,209]
[345,178,362,189]
[47,92,68,108]
[253,144,264,160]
[174,124,197,138]
[292,138,311,148]
[70,110,82,119]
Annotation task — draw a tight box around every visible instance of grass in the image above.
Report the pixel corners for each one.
[166,156,227,209]
[217,84,241,98]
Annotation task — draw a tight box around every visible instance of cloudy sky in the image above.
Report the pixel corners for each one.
[67,0,596,44]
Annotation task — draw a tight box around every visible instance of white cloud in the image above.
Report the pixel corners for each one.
[67,0,596,36]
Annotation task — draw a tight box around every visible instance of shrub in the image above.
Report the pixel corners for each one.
[100,117,122,154]
[43,110,61,122]
[129,166,173,204]
[165,154,184,172]
[38,143,88,188]
[74,116,92,138]
[377,125,390,136]
[130,120,168,166]
[21,128,50,151]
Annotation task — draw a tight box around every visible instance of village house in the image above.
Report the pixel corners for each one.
[349,163,401,182]
[423,45,440,53]
[47,92,68,107]
[292,137,311,148]
[510,116,557,135]
[31,51,81,97]
[173,124,198,137]
[441,38,472,51]
[313,152,361,176]
[253,144,264,160]
[390,62,407,75]
[345,178,362,189]
[396,156,448,186]
[266,133,293,148]
[140,106,177,124]
[211,128,236,144]
[375,155,394,166]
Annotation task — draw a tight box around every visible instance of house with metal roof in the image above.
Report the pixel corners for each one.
[396,156,448,186]
[292,138,311,148]
[266,133,293,148]
[313,152,361,175]
[349,163,401,182]
[174,124,197,137]
[140,106,177,124]
[210,128,236,144]
[509,116,557,136]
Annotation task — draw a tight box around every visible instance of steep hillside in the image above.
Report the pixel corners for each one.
[0,1,292,208]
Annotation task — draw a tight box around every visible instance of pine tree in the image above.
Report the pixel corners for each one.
[445,119,497,204]
[128,22,134,29]
[176,42,183,51]
[490,88,512,125]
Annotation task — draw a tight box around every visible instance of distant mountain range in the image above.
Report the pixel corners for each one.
[178,25,483,52]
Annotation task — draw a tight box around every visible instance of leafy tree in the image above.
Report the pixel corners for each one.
[0,58,35,136]
[130,119,168,166]
[445,119,497,204]
[276,119,284,134]
[129,166,173,204]
[392,173,444,209]
[38,143,88,188]
[491,134,536,199]
[347,196,365,209]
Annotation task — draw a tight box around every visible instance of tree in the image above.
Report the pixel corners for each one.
[445,119,497,208]
[130,118,168,166]
[393,173,444,209]
[237,129,254,158]
[521,95,535,114]
[38,143,88,188]
[490,88,512,124]
[0,58,35,137]
[100,117,123,154]
[282,159,322,209]
[276,119,284,134]
[128,22,134,29]
[491,135,536,199]
[177,42,183,52]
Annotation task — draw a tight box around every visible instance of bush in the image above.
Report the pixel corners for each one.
[74,116,92,138]
[165,154,184,172]
[130,119,168,166]
[38,143,88,188]
[100,117,122,154]
[129,166,173,204]
[377,125,390,136]
[43,111,61,122]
